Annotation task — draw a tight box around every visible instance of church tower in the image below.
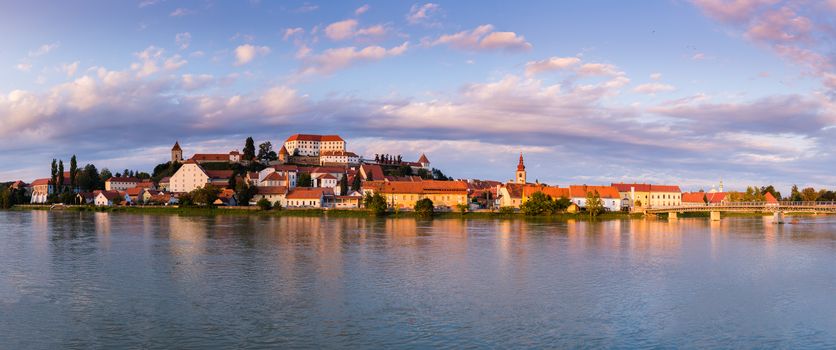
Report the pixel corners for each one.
[515,153,527,184]
[171,141,183,163]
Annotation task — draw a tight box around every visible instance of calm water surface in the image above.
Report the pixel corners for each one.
[1,211,835,349]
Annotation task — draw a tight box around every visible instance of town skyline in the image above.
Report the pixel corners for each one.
[2,1,836,194]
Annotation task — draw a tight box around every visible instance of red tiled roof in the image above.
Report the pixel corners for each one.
[279,145,289,155]
[190,154,230,162]
[523,185,570,199]
[285,134,344,142]
[682,192,726,204]
[362,180,467,195]
[125,187,144,196]
[569,185,620,199]
[316,174,337,180]
[418,153,429,163]
[360,164,384,181]
[204,170,233,179]
[611,183,681,193]
[765,192,778,203]
[287,187,333,199]
[172,142,182,151]
[311,166,347,174]
[272,165,300,172]
[257,186,288,195]
[31,178,50,186]
[263,172,286,181]
[99,190,123,200]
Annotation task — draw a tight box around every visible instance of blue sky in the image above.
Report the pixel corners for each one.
[1,0,835,194]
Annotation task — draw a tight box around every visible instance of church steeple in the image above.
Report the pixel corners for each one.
[171,141,183,163]
[515,153,526,184]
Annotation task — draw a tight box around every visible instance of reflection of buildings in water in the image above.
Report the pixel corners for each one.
[94,213,112,250]
[32,210,50,254]
[167,215,208,277]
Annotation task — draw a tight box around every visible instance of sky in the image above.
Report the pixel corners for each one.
[1,0,835,194]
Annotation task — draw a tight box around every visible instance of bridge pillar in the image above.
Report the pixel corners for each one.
[710,211,721,221]
[668,212,678,220]
[772,211,785,224]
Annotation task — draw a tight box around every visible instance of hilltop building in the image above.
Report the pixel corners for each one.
[171,142,183,163]
[283,134,345,157]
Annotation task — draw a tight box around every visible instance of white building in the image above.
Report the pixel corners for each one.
[283,134,345,157]
[569,185,622,212]
[319,150,360,165]
[169,160,233,193]
[312,174,338,189]
[258,165,298,188]
[105,177,140,191]
[94,191,123,206]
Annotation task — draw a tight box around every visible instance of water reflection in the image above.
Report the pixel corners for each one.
[0,211,834,349]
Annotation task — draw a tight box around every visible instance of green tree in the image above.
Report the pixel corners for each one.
[414,198,434,217]
[243,137,256,161]
[77,164,102,191]
[431,168,450,180]
[790,185,802,201]
[555,196,572,211]
[0,186,10,209]
[351,173,362,192]
[69,155,78,190]
[100,168,113,181]
[57,160,65,191]
[800,187,819,202]
[257,141,277,164]
[416,168,430,179]
[339,173,349,196]
[190,185,221,206]
[235,181,258,206]
[256,198,272,210]
[50,159,57,189]
[363,192,388,216]
[585,190,604,217]
[520,191,557,216]
[456,203,468,214]
[297,173,312,187]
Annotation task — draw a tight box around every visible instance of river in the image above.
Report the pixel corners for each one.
[1,210,835,349]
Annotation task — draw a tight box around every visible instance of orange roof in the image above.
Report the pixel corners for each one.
[360,164,384,181]
[204,170,233,179]
[517,153,525,171]
[263,172,286,181]
[125,187,144,196]
[31,178,50,186]
[568,185,620,199]
[363,180,467,195]
[682,192,726,203]
[611,183,681,193]
[285,134,344,142]
[219,189,236,199]
[287,187,333,199]
[278,145,289,155]
[316,174,337,180]
[418,153,430,163]
[257,186,288,195]
[765,192,778,203]
[190,154,229,162]
[523,184,570,199]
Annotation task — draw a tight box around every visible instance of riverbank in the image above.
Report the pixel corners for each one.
[10,204,646,221]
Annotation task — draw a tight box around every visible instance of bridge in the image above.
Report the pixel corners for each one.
[644,201,836,223]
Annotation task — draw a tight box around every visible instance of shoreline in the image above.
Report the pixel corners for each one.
[7,205,830,221]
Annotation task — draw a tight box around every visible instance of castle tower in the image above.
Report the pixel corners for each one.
[515,153,527,184]
[171,141,183,163]
[418,153,430,169]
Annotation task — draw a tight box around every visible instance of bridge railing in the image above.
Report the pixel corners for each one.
[648,201,836,210]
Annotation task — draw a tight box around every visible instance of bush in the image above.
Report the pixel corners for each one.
[414,198,434,217]
[498,206,516,215]
[456,203,468,214]
[257,198,272,211]
[520,191,557,216]
[363,192,388,216]
[273,201,283,211]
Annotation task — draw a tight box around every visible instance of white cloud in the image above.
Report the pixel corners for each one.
[298,42,408,77]
[61,61,80,77]
[175,32,191,50]
[234,44,270,65]
[431,24,532,52]
[181,74,214,90]
[28,42,60,58]
[283,27,304,41]
[650,73,662,80]
[324,19,386,41]
[524,56,581,76]
[407,3,440,25]
[169,8,193,17]
[130,46,186,77]
[633,82,676,95]
[355,4,370,15]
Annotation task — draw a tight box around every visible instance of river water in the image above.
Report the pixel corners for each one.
[1,210,835,349]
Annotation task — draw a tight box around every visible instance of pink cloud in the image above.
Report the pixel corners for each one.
[324,19,387,41]
[431,24,532,52]
[298,42,409,77]
[407,3,440,25]
[524,56,581,76]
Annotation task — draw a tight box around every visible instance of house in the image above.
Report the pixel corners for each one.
[285,187,334,208]
[283,134,345,157]
[139,189,162,204]
[149,192,177,206]
[569,185,622,212]
[136,180,156,190]
[497,183,525,208]
[334,191,363,209]
[312,174,338,189]
[213,189,238,206]
[169,160,233,193]
[319,150,360,165]
[94,190,124,206]
[251,186,288,206]
[125,187,145,203]
[611,183,682,209]
[362,180,469,210]
[190,151,242,164]
[29,172,73,203]
[258,165,298,188]
[158,177,171,191]
[76,192,97,205]
[358,164,385,181]
[105,177,140,191]
[682,191,727,205]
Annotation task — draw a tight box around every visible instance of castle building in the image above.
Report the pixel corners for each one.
[171,142,183,163]
[515,153,527,184]
[283,134,345,157]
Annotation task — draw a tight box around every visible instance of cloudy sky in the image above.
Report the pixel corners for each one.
[1,0,835,193]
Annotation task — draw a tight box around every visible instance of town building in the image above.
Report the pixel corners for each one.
[105,177,140,191]
[94,190,124,206]
[515,153,527,184]
[169,160,233,193]
[283,134,345,157]
[171,142,183,163]
[569,185,622,212]
[319,150,360,166]
[611,183,682,209]
[190,151,243,164]
[285,188,334,208]
[251,186,288,205]
[362,180,469,210]
[29,172,72,203]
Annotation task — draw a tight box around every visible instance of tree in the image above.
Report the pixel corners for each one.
[243,137,256,161]
[69,155,78,190]
[555,197,572,211]
[235,181,258,206]
[190,185,221,206]
[414,198,434,217]
[257,141,277,164]
[77,164,102,191]
[520,191,556,216]
[0,187,10,209]
[761,185,781,201]
[297,173,312,187]
[50,159,57,189]
[431,168,450,180]
[256,198,272,210]
[416,168,430,179]
[57,160,65,191]
[351,174,362,192]
[585,190,604,217]
[100,168,113,181]
[800,187,819,202]
[339,173,349,196]
[456,203,468,214]
[790,185,802,201]
[363,192,388,216]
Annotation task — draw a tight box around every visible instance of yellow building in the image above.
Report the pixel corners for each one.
[362,180,468,209]
[611,183,682,209]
